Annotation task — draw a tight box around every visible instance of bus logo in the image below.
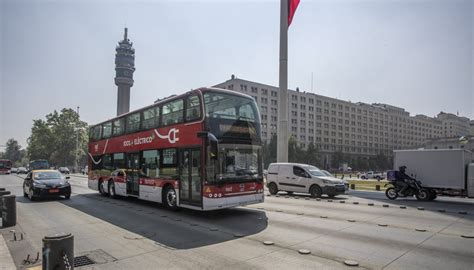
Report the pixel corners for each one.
[154,128,180,144]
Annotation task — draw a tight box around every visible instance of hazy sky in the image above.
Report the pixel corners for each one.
[1,0,473,148]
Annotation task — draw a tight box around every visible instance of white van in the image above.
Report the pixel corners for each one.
[266,163,346,198]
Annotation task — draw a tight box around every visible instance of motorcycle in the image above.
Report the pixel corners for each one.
[385,179,433,201]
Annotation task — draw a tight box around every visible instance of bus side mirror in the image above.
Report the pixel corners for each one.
[208,133,219,161]
[198,132,219,160]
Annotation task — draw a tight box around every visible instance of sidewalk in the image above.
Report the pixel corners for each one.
[0,234,15,270]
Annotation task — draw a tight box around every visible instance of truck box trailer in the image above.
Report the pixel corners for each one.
[393,149,474,198]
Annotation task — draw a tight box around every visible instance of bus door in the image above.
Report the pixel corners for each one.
[180,149,202,206]
[126,152,140,196]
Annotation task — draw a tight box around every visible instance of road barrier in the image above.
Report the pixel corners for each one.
[42,233,74,270]
[1,194,16,227]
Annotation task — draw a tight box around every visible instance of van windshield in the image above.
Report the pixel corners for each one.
[308,169,326,177]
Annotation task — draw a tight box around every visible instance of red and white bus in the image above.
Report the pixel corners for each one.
[88,88,264,210]
[0,159,12,174]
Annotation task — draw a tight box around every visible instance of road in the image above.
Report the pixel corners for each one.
[1,174,473,269]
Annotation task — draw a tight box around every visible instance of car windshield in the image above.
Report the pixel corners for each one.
[34,171,63,180]
[307,168,327,177]
[321,170,333,177]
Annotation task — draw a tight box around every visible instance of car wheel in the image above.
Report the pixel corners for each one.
[163,186,178,210]
[268,182,278,195]
[65,194,71,199]
[108,181,116,198]
[310,185,322,198]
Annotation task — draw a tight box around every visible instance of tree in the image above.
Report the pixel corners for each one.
[304,141,320,167]
[27,108,88,168]
[263,134,277,168]
[374,152,390,170]
[288,136,305,163]
[4,138,22,163]
[331,150,345,170]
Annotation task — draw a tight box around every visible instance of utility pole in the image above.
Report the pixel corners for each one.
[74,106,80,173]
[277,0,289,162]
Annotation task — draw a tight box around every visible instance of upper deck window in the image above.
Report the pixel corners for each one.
[185,95,201,121]
[102,122,112,139]
[91,125,101,141]
[142,106,160,130]
[126,112,141,133]
[162,99,184,126]
[113,118,125,136]
[204,92,260,123]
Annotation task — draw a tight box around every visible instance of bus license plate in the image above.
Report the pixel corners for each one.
[49,189,59,193]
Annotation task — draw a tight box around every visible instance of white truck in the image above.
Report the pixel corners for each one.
[393,149,474,198]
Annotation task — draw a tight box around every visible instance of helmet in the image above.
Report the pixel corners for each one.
[399,166,407,172]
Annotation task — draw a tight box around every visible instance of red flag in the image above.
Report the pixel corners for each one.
[288,0,300,27]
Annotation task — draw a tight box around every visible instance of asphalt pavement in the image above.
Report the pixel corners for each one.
[1,174,473,269]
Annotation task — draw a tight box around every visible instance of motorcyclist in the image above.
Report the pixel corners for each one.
[396,166,415,196]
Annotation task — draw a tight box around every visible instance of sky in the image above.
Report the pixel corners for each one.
[1,0,473,148]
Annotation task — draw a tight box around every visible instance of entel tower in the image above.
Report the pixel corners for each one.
[115,28,135,116]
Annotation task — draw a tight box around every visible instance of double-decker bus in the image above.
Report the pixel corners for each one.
[88,88,264,210]
[0,159,12,174]
[29,159,50,171]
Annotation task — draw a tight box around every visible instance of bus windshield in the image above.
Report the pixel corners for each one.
[217,144,262,183]
[0,160,12,169]
[30,160,50,170]
[204,91,261,141]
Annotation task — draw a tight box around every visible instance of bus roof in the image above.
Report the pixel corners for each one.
[90,87,254,128]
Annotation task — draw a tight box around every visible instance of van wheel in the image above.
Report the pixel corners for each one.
[310,185,322,198]
[268,183,278,195]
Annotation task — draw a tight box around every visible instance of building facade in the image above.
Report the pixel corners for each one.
[436,112,471,137]
[424,136,474,153]
[214,76,471,159]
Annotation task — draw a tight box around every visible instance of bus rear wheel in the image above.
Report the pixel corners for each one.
[163,186,178,210]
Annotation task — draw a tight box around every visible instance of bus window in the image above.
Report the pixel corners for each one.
[185,95,201,121]
[142,106,160,130]
[141,150,160,177]
[103,154,113,170]
[113,153,125,169]
[238,104,256,120]
[113,118,125,136]
[102,122,112,139]
[126,112,141,133]
[161,148,177,177]
[162,99,183,126]
[92,126,102,141]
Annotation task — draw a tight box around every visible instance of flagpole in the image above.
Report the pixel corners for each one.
[277,0,289,162]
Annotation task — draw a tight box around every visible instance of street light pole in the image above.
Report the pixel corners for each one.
[74,106,80,173]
